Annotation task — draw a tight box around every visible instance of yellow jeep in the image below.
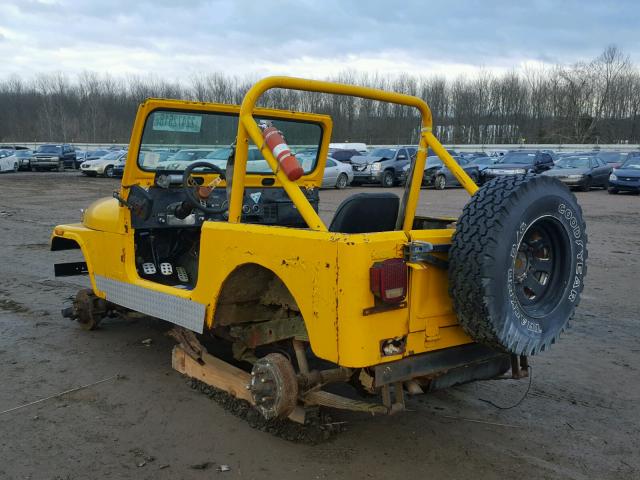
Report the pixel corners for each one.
[52,77,587,422]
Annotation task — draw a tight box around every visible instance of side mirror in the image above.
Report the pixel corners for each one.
[397,154,407,161]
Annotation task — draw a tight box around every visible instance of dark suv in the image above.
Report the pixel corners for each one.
[351,146,417,187]
[31,144,76,171]
[483,150,554,181]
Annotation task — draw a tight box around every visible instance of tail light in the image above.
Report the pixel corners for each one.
[370,258,408,304]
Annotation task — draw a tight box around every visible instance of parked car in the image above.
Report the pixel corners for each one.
[322,157,353,189]
[74,150,88,168]
[422,151,460,186]
[5,149,34,171]
[157,148,219,170]
[0,145,29,151]
[0,150,19,173]
[608,156,640,194]
[468,154,499,173]
[351,146,417,187]
[597,151,629,169]
[80,150,127,177]
[328,148,361,163]
[115,149,173,178]
[112,164,124,178]
[540,149,558,162]
[399,150,459,186]
[483,150,554,180]
[85,149,110,161]
[31,144,76,171]
[432,157,482,190]
[543,155,612,191]
[329,142,368,154]
[458,151,489,161]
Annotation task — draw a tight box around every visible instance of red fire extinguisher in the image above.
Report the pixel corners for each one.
[259,121,304,181]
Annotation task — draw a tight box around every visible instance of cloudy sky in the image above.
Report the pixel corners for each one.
[1,0,638,81]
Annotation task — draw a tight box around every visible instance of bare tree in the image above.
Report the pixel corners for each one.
[1,47,638,145]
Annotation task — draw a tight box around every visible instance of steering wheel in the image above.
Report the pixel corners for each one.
[182,161,227,214]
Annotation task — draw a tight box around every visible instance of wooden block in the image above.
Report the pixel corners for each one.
[172,345,308,424]
[172,346,254,404]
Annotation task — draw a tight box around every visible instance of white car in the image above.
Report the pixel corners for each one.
[80,150,127,177]
[0,150,19,173]
[154,148,219,170]
[322,157,353,189]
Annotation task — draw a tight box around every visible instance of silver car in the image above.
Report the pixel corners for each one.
[322,157,353,189]
[80,150,128,177]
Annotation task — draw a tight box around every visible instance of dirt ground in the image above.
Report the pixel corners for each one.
[0,171,638,480]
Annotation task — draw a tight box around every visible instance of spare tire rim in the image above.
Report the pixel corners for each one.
[512,215,571,319]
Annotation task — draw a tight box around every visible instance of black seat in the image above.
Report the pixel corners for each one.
[329,192,399,233]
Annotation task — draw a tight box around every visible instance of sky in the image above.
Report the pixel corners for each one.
[1,0,639,81]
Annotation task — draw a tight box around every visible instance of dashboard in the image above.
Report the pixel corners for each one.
[130,185,319,230]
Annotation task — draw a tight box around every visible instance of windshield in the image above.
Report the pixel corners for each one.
[598,152,626,163]
[36,145,62,154]
[167,149,215,161]
[496,152,536,164]
[100,151,124,160]
[556,157,591,169]
[138,110,321,174]
[621,157,640,169]
[88,150,108,156]
[369,148,397,158]
[15,150,32,157]
[470,157,494,166]
[426,156,443,168]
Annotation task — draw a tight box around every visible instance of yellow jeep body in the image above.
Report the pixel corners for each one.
[51,77,480,369]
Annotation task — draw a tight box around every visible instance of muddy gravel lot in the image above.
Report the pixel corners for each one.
[0,171,639,480]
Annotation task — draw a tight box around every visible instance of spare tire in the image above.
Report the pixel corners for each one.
[448,174,587,356]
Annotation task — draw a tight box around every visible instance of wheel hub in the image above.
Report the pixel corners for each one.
[512,217,570,317]
[514,251,529,280]
[249,353,298,420]
[73,289,107,330]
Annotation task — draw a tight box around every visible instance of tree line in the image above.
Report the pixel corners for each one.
[1,46,638,145]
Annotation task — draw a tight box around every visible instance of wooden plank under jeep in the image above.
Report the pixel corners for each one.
[52,77,588,431]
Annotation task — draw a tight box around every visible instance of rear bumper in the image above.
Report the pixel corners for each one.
[373,343,509,387]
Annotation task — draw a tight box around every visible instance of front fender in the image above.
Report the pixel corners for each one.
[82,197,127,234]
[51,225,102,295]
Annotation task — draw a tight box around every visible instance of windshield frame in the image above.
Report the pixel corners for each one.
[137,107,324,176]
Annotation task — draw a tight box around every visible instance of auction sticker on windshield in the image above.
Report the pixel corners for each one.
[152,112,202,133]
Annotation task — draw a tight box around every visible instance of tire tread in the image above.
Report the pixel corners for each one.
[448,174,588,355]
